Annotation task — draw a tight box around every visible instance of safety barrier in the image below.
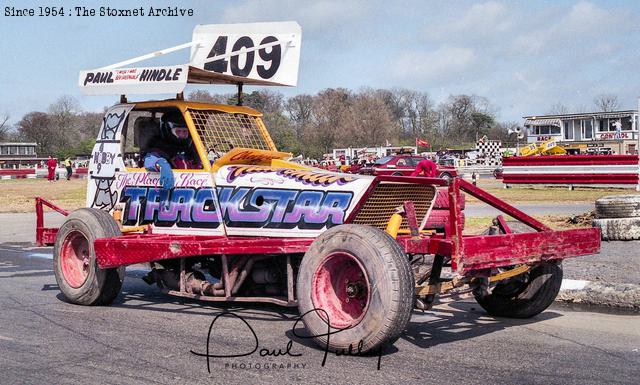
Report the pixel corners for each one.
[502,155,640,189]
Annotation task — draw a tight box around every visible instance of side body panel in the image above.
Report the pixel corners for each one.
[114,170,225,236]
[87,104,134,211]
[214,165,375,237]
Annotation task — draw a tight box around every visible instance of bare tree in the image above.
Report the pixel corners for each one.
[187,90,230,104]
[74,112,104,142]
[0,112,9,140]
[547,102,569,115]
[342,90,397,147]
[17,112,55,155]
[309,88,352,157]
[47,95,81,149]
[593,94,619,112]
[285,95,314,126]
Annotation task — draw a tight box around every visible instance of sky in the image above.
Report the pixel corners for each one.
[1,0,639,126]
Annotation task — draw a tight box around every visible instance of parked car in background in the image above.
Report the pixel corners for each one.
[359,155,458,180]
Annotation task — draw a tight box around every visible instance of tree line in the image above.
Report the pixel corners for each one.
[0,91,623,160]
[1,96,103,158]
[189,88,515,159]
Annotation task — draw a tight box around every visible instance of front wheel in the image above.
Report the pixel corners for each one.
[473,261,562,318]
[296,225,414,353]
[54,208,125,305]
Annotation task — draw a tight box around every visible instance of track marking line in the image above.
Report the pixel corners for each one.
[560,279,590,291]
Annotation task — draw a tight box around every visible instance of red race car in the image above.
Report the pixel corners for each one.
[359,155,458,180]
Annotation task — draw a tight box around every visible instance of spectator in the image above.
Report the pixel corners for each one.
[63,157,73,180]
[411,157,437,177]
[46,156,57,182]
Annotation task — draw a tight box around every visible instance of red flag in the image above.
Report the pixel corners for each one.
[416,138,429,147]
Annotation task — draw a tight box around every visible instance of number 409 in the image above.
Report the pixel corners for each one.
[205,36,281,79]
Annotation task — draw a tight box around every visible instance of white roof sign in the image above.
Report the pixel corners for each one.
[79,65,189,96]
[190,21,301,87]
[79,21,302,96]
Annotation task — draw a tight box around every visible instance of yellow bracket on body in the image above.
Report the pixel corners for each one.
[385,213,403,239]
[211,147,292,173]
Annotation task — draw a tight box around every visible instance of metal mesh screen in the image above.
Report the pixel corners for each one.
[352,183,436,230]
[188,110,275,152]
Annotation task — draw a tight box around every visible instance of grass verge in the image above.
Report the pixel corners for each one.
[0,179,86,213]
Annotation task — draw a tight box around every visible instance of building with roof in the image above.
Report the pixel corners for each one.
[0,142,45,168]
[523,110,639,155]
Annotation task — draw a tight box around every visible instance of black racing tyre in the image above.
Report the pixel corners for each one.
[473,261,563,318]
[595,195,640,218]
[296,224,414,353]
[54,208,125,305]
[392,171,404,176]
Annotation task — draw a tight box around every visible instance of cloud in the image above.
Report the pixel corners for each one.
[391,46,478,85]
[425,1,514,42]
[220,0,372,37]
[513,1,633,54]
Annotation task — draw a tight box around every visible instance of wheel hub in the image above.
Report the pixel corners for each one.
[345,281,366,299]
[60,231,91,288]
[311,252,370,329]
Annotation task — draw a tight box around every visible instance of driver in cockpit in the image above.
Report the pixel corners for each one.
[143,110,201,189]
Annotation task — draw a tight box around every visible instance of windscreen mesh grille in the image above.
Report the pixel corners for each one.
[352,183,436,230]
[188,110,275,152]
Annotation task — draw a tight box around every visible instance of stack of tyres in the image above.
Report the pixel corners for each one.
[424,187,465,230]
[592,195,640,240]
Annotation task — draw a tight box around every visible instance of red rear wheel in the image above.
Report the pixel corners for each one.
[311,252,370,329]
[54,208,125,306]
[297,224,414,353]
[59,231,91,288]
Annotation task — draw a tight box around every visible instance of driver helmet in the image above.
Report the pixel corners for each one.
[161,110,190,147]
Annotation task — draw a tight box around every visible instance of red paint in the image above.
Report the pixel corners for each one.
[376,175,447,185]
[311,251,369,328]
[458,179,550,232]
[95,235,315,268]
[432,187,465,209]
[358,155,458,178]
[35,197,69,246]
[495,215,512,234]
[502,154,639,166]
[37,178,601,295]
[425,210,465,230]
[60,231,90,288]
[0,169,36,177]
[503,173,638,184]
[397,227,600,274]
[459,227,601,272]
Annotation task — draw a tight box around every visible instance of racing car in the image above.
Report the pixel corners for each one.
[39,22,601,354]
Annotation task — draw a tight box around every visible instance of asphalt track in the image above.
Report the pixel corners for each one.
[0,244,639,385]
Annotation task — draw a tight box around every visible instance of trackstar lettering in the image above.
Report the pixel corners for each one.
[120,186,353,230]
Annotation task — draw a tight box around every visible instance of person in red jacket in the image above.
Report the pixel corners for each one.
[411,157,437,177]
[46,156,57,182]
